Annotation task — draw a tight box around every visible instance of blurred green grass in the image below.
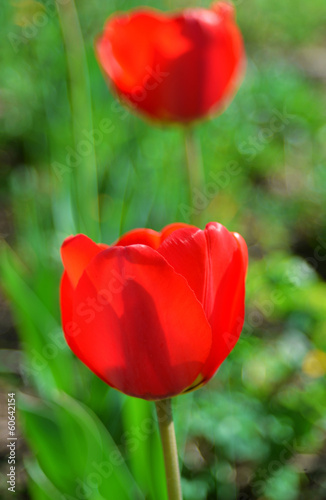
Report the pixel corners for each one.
[0,0,326,499]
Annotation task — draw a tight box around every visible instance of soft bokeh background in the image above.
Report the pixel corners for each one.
[1,0,326,499]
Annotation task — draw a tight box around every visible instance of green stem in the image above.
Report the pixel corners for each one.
[155,399,183,500]
[184,126,205,224]
[56,0,100,240]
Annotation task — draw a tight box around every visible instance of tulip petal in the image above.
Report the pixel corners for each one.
[159,222,248,380]
[114,223,194,249]
[68,245,212,400]
[96,12,161,89]
[60,271,86,362]
[159,226,207,302]
[166,7,244,121]
[60,271,73,333]
[61,234,107,288]
[96,12,190,91]
[160,222,195,242]
[200,225,248,381]
[115,228,161,249]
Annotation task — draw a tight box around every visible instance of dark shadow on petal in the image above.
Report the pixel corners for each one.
[105,280,204,400]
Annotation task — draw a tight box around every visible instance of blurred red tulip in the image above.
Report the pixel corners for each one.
[60,222,248,400]
[96,2,245,123]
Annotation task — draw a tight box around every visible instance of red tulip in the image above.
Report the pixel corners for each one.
[60,222,248,400]
[96,2,245,123]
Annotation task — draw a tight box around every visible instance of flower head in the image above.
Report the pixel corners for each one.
[60,222,248,400]
[96,2,245,123]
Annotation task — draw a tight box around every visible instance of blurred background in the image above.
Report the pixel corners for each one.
[1,0,326,499]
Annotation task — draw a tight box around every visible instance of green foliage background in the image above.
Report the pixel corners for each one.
[0,0,326,499]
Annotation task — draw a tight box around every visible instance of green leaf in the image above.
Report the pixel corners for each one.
[0,245,75,395]
[19,392,144,500]
[25,459,63,500]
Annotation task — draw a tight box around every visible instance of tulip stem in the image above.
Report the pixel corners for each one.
[155,399,183,500]
[184,126,205,224]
